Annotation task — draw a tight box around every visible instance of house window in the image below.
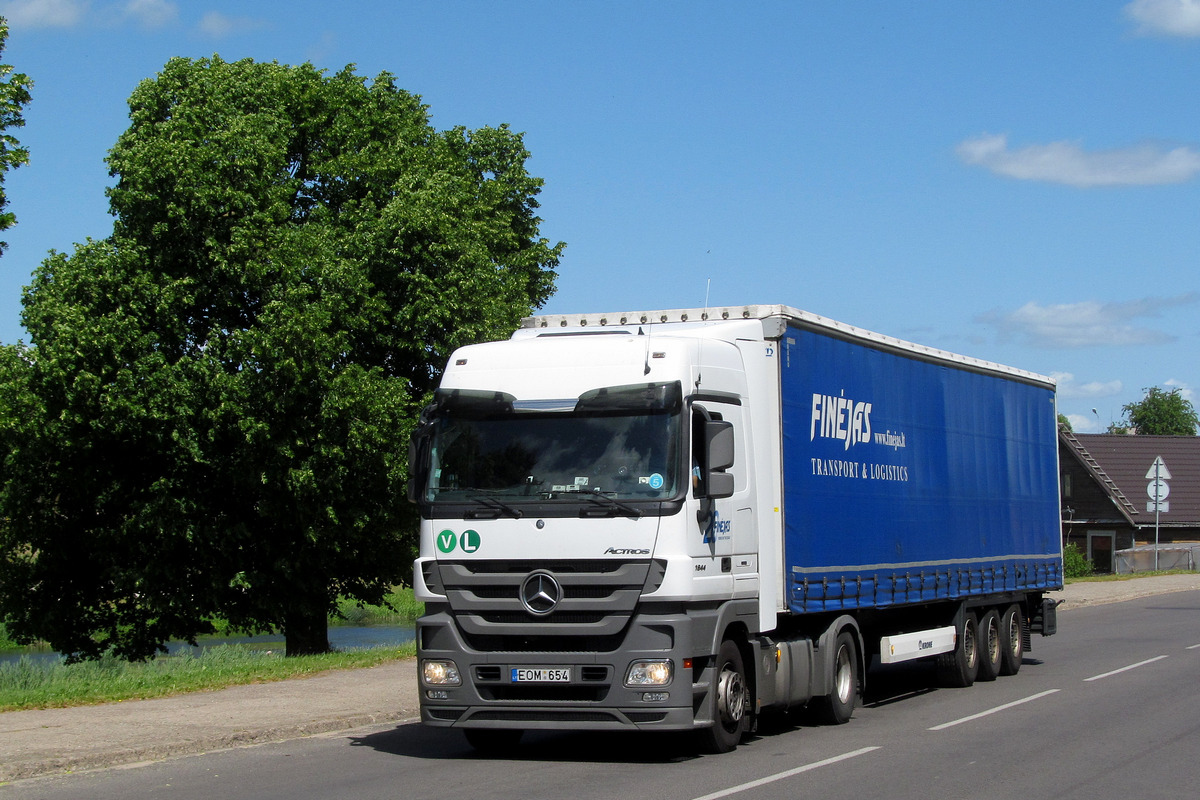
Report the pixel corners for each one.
[1061,473,1072,499]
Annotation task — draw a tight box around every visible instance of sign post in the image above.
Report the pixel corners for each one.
[1145,457,1172,570]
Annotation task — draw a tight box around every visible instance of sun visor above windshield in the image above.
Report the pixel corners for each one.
[575,382,683,414]
[434,382,682,416]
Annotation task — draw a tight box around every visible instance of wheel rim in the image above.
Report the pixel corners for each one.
[717,663,747,729]
[986,618,1000,664]
[964,621,977,667]
[1006,614,1021,658]
[834,643,853,704]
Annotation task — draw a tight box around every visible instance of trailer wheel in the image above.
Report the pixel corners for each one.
[699,639,749,754]
[815,630,858,725]
[977,609,1001,682]
[999,604,1024,676]
[936,610,979,688]
[464,728,523,754]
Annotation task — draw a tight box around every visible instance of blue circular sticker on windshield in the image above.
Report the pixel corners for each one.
[648,473,664,490]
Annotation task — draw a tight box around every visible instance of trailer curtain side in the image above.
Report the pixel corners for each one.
[781,325,1063,613]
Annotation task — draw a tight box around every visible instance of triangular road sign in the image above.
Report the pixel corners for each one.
[1145,456,1172,481]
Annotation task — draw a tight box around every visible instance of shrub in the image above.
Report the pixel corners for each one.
[1063,542,1094,578]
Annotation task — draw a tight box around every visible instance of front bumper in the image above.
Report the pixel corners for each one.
[416,606,714,732]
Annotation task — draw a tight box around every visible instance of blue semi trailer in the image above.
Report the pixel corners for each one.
[411,305,1062,753]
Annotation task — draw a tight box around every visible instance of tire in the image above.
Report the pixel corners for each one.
[463,728,523,754]
[936,610,979,688]
[999,604,1024,676]
[699,639,750,753]
[977,609,1001,682]
[814,630,858,725]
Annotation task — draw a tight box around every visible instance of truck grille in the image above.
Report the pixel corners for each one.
[427,559,666,652]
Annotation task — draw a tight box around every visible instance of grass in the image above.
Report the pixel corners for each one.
[1065,569,1194,584]
[0,643,416,712]
[0,587,422,712]
[335,586,424,624]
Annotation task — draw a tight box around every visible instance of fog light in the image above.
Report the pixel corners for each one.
[642,691,669,702]
[426,689,450,700]
[625,659,673,687]
[422,659,462,686]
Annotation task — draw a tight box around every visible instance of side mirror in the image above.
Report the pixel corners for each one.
[406,436,429,504]
[705,420,735,499]
[706,420,734,471]
[407,412,435,504]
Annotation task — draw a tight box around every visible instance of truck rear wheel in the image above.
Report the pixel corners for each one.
[699,639,749,753]
[977,609,1002,682]
[936,610,979,688]
[814,630,858,725]
[999,604,1024,676]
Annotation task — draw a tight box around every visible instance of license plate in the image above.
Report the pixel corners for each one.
[511,667,571,682]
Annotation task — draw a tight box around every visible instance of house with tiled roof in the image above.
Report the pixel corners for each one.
[1059,429,1200,573]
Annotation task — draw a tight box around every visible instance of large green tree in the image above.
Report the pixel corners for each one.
[1121,386,1199,435]
[0,56,562,659]
[0,18,32,254]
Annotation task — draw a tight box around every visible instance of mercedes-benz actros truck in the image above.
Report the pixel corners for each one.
[409,305,1062,753]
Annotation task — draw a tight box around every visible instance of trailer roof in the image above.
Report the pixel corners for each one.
[523,304,1055,388]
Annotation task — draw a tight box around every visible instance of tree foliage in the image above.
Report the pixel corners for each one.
[1121,386,1199,436]
[0,56,562,659]
[0,18,32,253]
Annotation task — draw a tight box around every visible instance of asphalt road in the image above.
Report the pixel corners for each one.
[6,586,1200,800]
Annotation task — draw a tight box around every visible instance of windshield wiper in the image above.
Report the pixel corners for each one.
[580,489,643,519]
[464,492,524,519]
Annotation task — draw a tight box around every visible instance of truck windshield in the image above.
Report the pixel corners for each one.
[422,382,683,507]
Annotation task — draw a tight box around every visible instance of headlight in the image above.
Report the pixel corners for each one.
[625,659,673,687]
[422,659,462,686]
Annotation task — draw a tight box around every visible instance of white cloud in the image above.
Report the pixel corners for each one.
[1,0,87,28]
[957,133,1200,187]
[1164,378,1195,402]
[1051,372,1123,400]
[2,0,178,29]
[1126,0,1200,36]
[198,10,263,38]
[976,293,1200,348]
[306,30,338,64]
[1066,413,1104,433]
[122,0,175,29]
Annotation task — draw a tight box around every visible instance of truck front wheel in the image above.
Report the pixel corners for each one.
[700,639,749,753]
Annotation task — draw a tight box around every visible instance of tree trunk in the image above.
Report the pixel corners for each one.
[284,608,331,656]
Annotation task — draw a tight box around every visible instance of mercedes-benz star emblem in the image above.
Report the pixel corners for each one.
[520,572,561,616]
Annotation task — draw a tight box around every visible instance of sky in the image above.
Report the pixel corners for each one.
[0,0,1197,433]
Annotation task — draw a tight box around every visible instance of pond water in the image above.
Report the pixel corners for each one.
[0,623,416,667]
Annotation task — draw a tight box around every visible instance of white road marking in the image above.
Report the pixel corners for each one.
[928,689,1061,731]
[1084,655,1168,682]
[691,746,881,800]
[1186,644,1200,650]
